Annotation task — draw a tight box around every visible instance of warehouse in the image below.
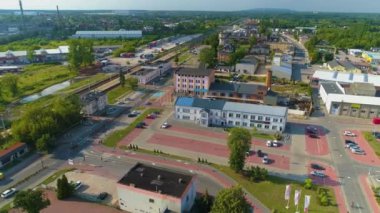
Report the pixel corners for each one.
[72,30,142,39]
[175,97,288,133]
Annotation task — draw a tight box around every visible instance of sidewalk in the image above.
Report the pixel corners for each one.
[91,144,270,213]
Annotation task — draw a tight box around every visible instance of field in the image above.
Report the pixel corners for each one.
[214,165,339,213]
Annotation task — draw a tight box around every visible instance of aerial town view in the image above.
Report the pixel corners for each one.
[0,0,380,213]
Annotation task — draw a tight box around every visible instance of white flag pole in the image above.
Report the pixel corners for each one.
[296,190,302,213]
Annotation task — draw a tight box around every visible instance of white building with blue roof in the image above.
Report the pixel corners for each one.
[175,97,287,133]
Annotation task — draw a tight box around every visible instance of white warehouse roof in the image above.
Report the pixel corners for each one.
[313,70,380,87]
[327,93,380,106]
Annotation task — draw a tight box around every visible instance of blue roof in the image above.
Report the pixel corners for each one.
[175,97,194,107]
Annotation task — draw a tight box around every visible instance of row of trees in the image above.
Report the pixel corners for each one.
[12,95,82,151]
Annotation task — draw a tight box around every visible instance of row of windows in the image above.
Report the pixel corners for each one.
[177,84,205,89]
[226,120,278,130]
[178,78,206,83]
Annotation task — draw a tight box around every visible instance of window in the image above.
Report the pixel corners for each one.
[257,124,262,128]
[265,125,269,129]
[235,121,240,126]
[201,113,207,118]
[273,118,278,122]
[272,126,277,130]
[183,109,190,113]
[250,123,255,127]
[182,116,190,120]
[228,120,233,125]
[149,198,154,203]
[242,122,247,127]
[258,116,263,121]
[229,113,233,118]
[210,111,213,116]
[236,114,241,118]
[243,114,248,119]
[280,118,283,122]
[265,117,270,121]
[250,115,256,120]
[215,112,218,116]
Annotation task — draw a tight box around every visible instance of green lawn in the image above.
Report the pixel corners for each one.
[363,131,380,157]
[252,132,275,140]
[103,108,161,147]
[178,52,192,64]
[214,165,339,213]
[40,168,75,185]
[272,82,312,96]
[107,85,131,104]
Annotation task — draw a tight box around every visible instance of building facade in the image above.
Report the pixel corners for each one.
[0,46,69,65]
[207,82,267,103]
[174,68,215,97]
[271,53,293,80]
[81,92,108,115]
[175,97,287,133]
[117,163,196,213]
[133,61,172,85]
[0,142,28,168]
[235,55,259,75]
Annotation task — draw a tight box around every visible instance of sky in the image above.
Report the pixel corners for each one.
[1,0,380,13]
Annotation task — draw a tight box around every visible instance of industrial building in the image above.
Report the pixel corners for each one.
[175,97,287,133]
[132,61,171,85]
[319,82,380,118]
[72,30,142,39]
[312,70,380,87]
[271,53,293,80]
[117,163,196,213]
[80,91,108,116]
[0,46,69,65]
[235,55,259,75]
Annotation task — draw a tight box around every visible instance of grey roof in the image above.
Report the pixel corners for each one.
[192,98,226,110]
[239,55,259,65]
[327,60,341,68]
[339,60,357,71]
[223,102,287,117]
[132,68,157,76]
[176,68,213,77]
[320,82,344,95]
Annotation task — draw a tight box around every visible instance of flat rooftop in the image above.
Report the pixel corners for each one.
[176,68,213,77]
[132,68,157,76]
[118,163,193,198]
[320,82,344,95]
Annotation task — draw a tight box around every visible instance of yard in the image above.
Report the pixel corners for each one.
[271,81,312,96]
[107,85,131,104]
[363,131,380,157]
[214,165,339,213]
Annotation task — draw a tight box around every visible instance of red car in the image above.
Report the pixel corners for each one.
[146,114,156,119]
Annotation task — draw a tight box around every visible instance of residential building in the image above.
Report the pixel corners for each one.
[81,91,107,115]
[117,163,196,213]
[208,82,267,103]
[319,82,380,118]
[0,50,28,64]
[271,53,293,80]
[217,43,234,63]
[174,68,215,97]
[235,55,259,75]
[250,44,270,55]
[132,61,171,85]
[72,30,142,39]
[175,97,288,133]
[312,70,380,87]
[0,142,28,168]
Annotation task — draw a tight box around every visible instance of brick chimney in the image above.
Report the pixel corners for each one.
[266,69,272,90]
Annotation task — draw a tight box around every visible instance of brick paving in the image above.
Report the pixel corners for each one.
[304,125,330,156]
[359,175,380,213]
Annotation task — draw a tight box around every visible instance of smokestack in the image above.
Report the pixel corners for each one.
[56,5,60,18]
[19,0,25,30]
[266,69,272,90]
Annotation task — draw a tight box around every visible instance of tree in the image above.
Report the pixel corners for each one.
[227,128,251,172]
[119,70,126,87]
[304,178,313,189]
[26,49,35,62]
[228,47,247,65]
[248,36,257,47]
[36,134,52,152]
[13,189,50,213]
[174,55,179,65]
[1,73,19,97]
[68,39,94,70]
[211,186,251,213]
[199,47,216,68]
[194,190,213,213]
[56,175,74,200]
[126,77,138,90]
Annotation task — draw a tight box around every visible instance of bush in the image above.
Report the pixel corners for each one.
[304,178,313,190]
[247,166,268,182]
[317,187,331,206]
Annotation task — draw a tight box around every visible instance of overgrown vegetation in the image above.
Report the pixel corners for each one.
[107,85,131,104]
[363,131,380,157]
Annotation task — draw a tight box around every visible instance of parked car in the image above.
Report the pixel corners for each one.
[266,140,280,147]
[344,131,356,137]
[345,140,356,145]
[72,181,82,191]
[257,150,263,158]
[146,114,156,119]
[306,126,318,134]
[311,163,325,170]
[161,122,170,129]
[347,144,360,149]
[262,155,269,164]
[309,133,319,138]
[351,149,365,155]
[1,188,16,198]
[310,171,326,177]
[136,123,144,128]
[97,192,108,200]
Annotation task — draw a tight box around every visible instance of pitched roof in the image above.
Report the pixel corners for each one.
[223,102,287,117]
[0,142,27,159]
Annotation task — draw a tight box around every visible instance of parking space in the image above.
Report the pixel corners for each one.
[343,130,380,166]
[304,125,330,156]
[118,117,159,147]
